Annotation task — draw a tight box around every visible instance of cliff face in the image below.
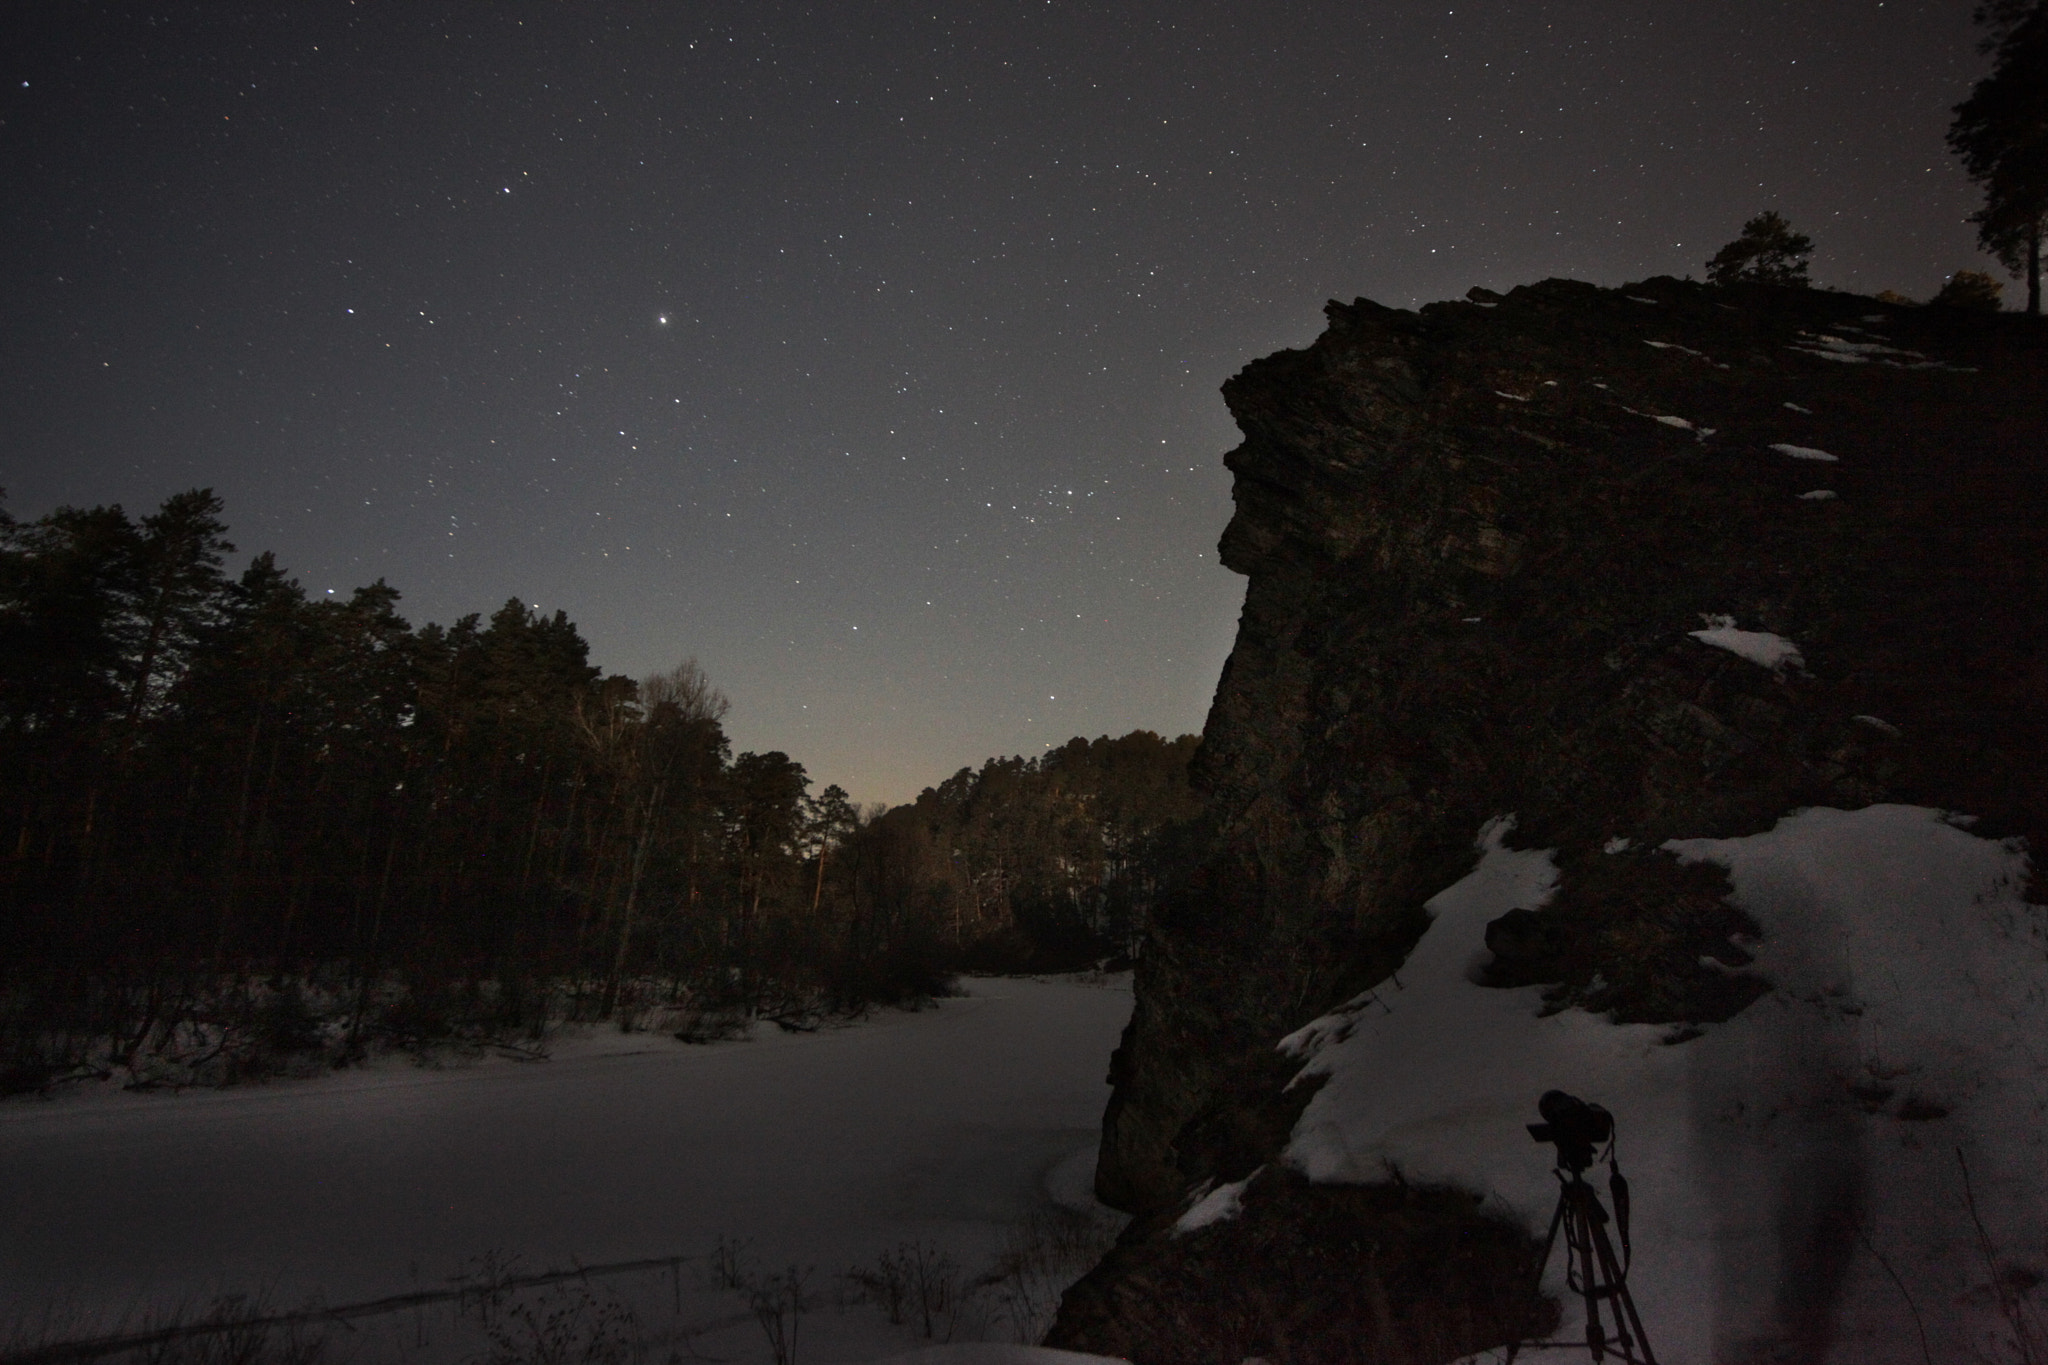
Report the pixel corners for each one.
[1052,278,2048,1363]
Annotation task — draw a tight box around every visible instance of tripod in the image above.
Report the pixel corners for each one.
[1507,1092,1657,1365]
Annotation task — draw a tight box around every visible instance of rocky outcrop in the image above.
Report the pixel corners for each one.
[1051,278,2048,1363]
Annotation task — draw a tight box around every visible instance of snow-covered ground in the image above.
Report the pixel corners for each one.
[19,809,2041,1365]
[1269,808,2048,1365]
[0,976,1133,1365]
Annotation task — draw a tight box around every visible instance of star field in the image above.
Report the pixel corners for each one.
[1,1,1993,803]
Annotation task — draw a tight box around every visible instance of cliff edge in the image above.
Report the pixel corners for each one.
[1048,278,2048,1364]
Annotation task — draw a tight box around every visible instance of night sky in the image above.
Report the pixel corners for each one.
[2,2,1995,805]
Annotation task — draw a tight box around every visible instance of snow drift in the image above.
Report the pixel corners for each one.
[1275,806,2046,1364]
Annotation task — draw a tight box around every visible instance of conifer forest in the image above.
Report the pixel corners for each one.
[0,490,1203,1090]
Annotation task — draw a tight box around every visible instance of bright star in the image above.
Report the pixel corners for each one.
[658,314,669,325]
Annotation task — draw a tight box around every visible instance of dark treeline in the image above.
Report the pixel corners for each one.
[862,734,1204,971]
[1,490,1203,1089]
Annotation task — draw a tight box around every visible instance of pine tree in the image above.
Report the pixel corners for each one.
[804,784,858,913]
[0,501,140,737]
[1948,1,2048,315]
[120,489,234,735]
[1704,212,1814,286]
[1932,269,2006,310]
[724,750,811,948]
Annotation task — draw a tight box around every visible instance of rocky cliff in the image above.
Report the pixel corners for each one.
[1047,278,2048,1364]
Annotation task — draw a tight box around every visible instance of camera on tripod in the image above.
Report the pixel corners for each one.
[1508,1089,1656,1365]
[1527,1089,1613,1175]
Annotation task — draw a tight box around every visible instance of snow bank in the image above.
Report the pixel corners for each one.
[1274,807,2048,1364]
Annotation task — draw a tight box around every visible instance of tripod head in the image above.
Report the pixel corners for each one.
[1526,1089,1613,1175]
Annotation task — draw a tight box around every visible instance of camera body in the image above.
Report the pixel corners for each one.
[1527,1088,1613,1173]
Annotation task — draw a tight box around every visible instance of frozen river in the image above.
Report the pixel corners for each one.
[0,976,1132,1362]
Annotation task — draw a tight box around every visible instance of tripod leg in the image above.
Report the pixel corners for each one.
[1538,1191,1568,1277]
[1586,1216,1638,1364]
[1506,1187,1571,1365]
[1569,1186,1608,1361]
[1587,1214,1657,1365]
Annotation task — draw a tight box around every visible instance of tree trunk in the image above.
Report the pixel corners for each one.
[344,830,400,1061]
[547,767,584,957]
[577,798,618,958]
[605,783,661,1016]
[78,787,98,894]
[2028,224,2041,317]
[519,757,551,893]
[218,714,263,958]
[279,796,322,962]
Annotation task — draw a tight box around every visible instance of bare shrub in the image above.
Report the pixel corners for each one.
[976,1208,1124,1344]
[671,1009,752,1045]
[467,1283,636,1365]
[843,1242,966,1342]
[700,1236,810,1365]
[1,1293,333,1365]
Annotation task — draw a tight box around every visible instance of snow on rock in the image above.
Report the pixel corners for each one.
[1619,406,1712,439]
[1282,816,1631,1197]
[1173,1169,1261,1234]
[1789,332,1971,372]
[1280,807,2048,1365]
[1792,332,1922,362]
[1687,615,1804,672]
[1772,443,1839,462]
